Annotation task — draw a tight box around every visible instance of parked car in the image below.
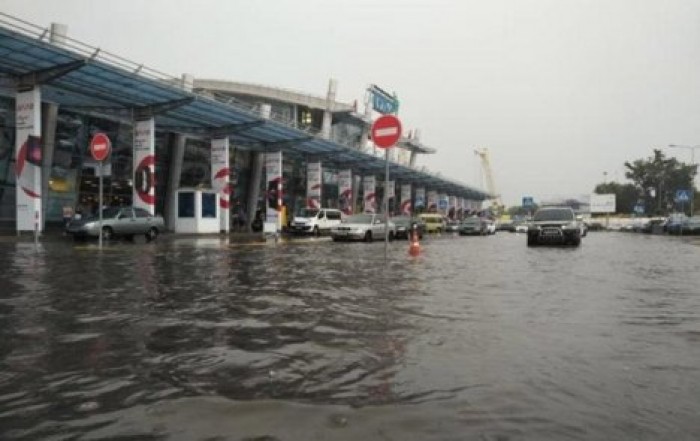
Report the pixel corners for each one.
[289,208,342,236]
[526,206,582,246]
[667,216,700,235]
[459,217,487,235]
[66,207,164,241]
[330,213,395,242]
[391,215,425,240]
[445,219,460,233]
[483,219,497,235]
[418,213,446,233]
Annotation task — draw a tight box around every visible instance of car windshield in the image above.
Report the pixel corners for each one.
[297,208,319,218]
[534,209,574,221]
[392,216,411,226]
[462,218,481,225]
[344,214,373,224]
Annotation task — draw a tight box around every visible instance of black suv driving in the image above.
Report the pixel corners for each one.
[527,207,582,246]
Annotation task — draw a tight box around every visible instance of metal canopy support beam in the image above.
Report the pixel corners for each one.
[16,59,87,90]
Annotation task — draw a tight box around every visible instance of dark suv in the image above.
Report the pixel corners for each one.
[527,207,582,246]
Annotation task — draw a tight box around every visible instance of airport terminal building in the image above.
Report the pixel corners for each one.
[0,15,489,234]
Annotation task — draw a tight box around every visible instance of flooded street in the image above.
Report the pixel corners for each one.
[1,232,700,440]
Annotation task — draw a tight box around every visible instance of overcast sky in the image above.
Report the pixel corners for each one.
[4,0,700,205]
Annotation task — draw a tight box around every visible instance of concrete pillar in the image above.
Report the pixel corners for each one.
[165,134,186,231]
[41,102,58,229]
[244,103,271,232]
[352,174,361,214]
[321,78,337,140]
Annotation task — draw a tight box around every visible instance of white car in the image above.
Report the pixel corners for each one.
[330,213,395,242]
[289,208,342,236]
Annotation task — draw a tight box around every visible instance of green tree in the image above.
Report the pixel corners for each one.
[624,149,697,215]
[593,182,639,214]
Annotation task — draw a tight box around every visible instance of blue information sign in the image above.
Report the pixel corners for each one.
[438,199,448,210]
[370,86,399,115]
[522,196,534,208]
[634,204,645,214]
[675,189,691,203]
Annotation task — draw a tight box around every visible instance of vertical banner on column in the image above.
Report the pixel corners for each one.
[265,151,282,232]
[133,118,155,214]
[449,196,457,218]
[415,187,425,211]
[211,138,230,232]
[15,88,42,232]
[306,161,322,209]
[400,184,412,215]
[363,176,376,213]
[427,190,438,212]
[338,169,353,215]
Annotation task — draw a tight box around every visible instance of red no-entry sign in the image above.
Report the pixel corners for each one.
[371,115,402,149]
[90,132,111,162]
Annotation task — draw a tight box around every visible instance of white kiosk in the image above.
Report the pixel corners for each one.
[174,188,220,234]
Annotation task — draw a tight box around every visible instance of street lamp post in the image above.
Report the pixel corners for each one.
[668,144,699,215]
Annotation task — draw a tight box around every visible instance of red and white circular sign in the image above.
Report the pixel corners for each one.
[89,132,111,162]
[371,115,402,149]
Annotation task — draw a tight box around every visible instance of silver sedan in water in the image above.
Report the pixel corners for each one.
[330,213,395,242]
[66,207,164,241]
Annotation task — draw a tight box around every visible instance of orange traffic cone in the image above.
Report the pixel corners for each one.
[409,229,421,256]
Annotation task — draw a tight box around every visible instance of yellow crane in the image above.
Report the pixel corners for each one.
[473,148,503,213]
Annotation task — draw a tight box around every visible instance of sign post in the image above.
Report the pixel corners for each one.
[90,133,111,249]
[371,115,402,259]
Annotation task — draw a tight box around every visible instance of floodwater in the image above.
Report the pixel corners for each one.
[1,232,699,440]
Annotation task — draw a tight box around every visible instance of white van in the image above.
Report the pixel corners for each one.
[289,208,343,236]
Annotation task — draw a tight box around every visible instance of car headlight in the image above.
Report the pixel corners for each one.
[84,222,96,228]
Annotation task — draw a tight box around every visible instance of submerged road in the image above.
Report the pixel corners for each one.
[1,232,699,440]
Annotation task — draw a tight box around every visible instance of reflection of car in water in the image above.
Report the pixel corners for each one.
[330,213,395,242]
[526,207,582,246]
[66,207,164,241]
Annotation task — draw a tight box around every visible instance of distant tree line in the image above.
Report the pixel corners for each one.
[595,149,697,215]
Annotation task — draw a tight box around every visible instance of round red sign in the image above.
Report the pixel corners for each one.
[89,132,111,162]
[371,115,402,149]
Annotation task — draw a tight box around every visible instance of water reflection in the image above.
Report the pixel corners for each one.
[1,233,699,439]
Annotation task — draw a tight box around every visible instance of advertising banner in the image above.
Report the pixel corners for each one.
[438,193,449,214]
[363,176,376,213]
[400,184,412,215]
[386,180,395,199]
[265,151,283,230]
[338,169,353,215]
[427,190,438,212]
[133,118,155,214]
[415,187,425,210]
[15,88,42,232]
[306,161,322,209]
[211,138,230,232]
[449,195,457,217]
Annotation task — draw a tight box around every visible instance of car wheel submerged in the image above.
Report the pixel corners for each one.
[101,226,113,241]
[313,226,320,237]
[146,227,159,242]
[527,235,537,246]
[570,235,581,247]
[364,231,373,243]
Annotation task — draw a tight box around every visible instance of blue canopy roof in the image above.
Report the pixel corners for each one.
[0,13,491,200]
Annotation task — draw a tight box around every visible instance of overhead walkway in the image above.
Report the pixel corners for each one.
[0,12,490,201]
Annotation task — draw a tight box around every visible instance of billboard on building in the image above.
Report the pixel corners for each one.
[400,184,412,215]
[15,88,42,232]
[363,176,376,213]
[133,118,155,214]
[211,138,229,232]
[427,191,438,212]
[415,187,425,210]
[306,161,322,209]
[265,151,282,230]
[338,169,352,215]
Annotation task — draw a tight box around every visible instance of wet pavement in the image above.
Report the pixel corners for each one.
[1,232,699,440]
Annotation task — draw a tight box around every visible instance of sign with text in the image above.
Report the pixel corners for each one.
[265,151,282,229]
[338,169,353,215]
[133,118,155,214]
[590,193,616,213]
[363,176,376,213]
[211,137,230,232]
[306,161,322,209]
